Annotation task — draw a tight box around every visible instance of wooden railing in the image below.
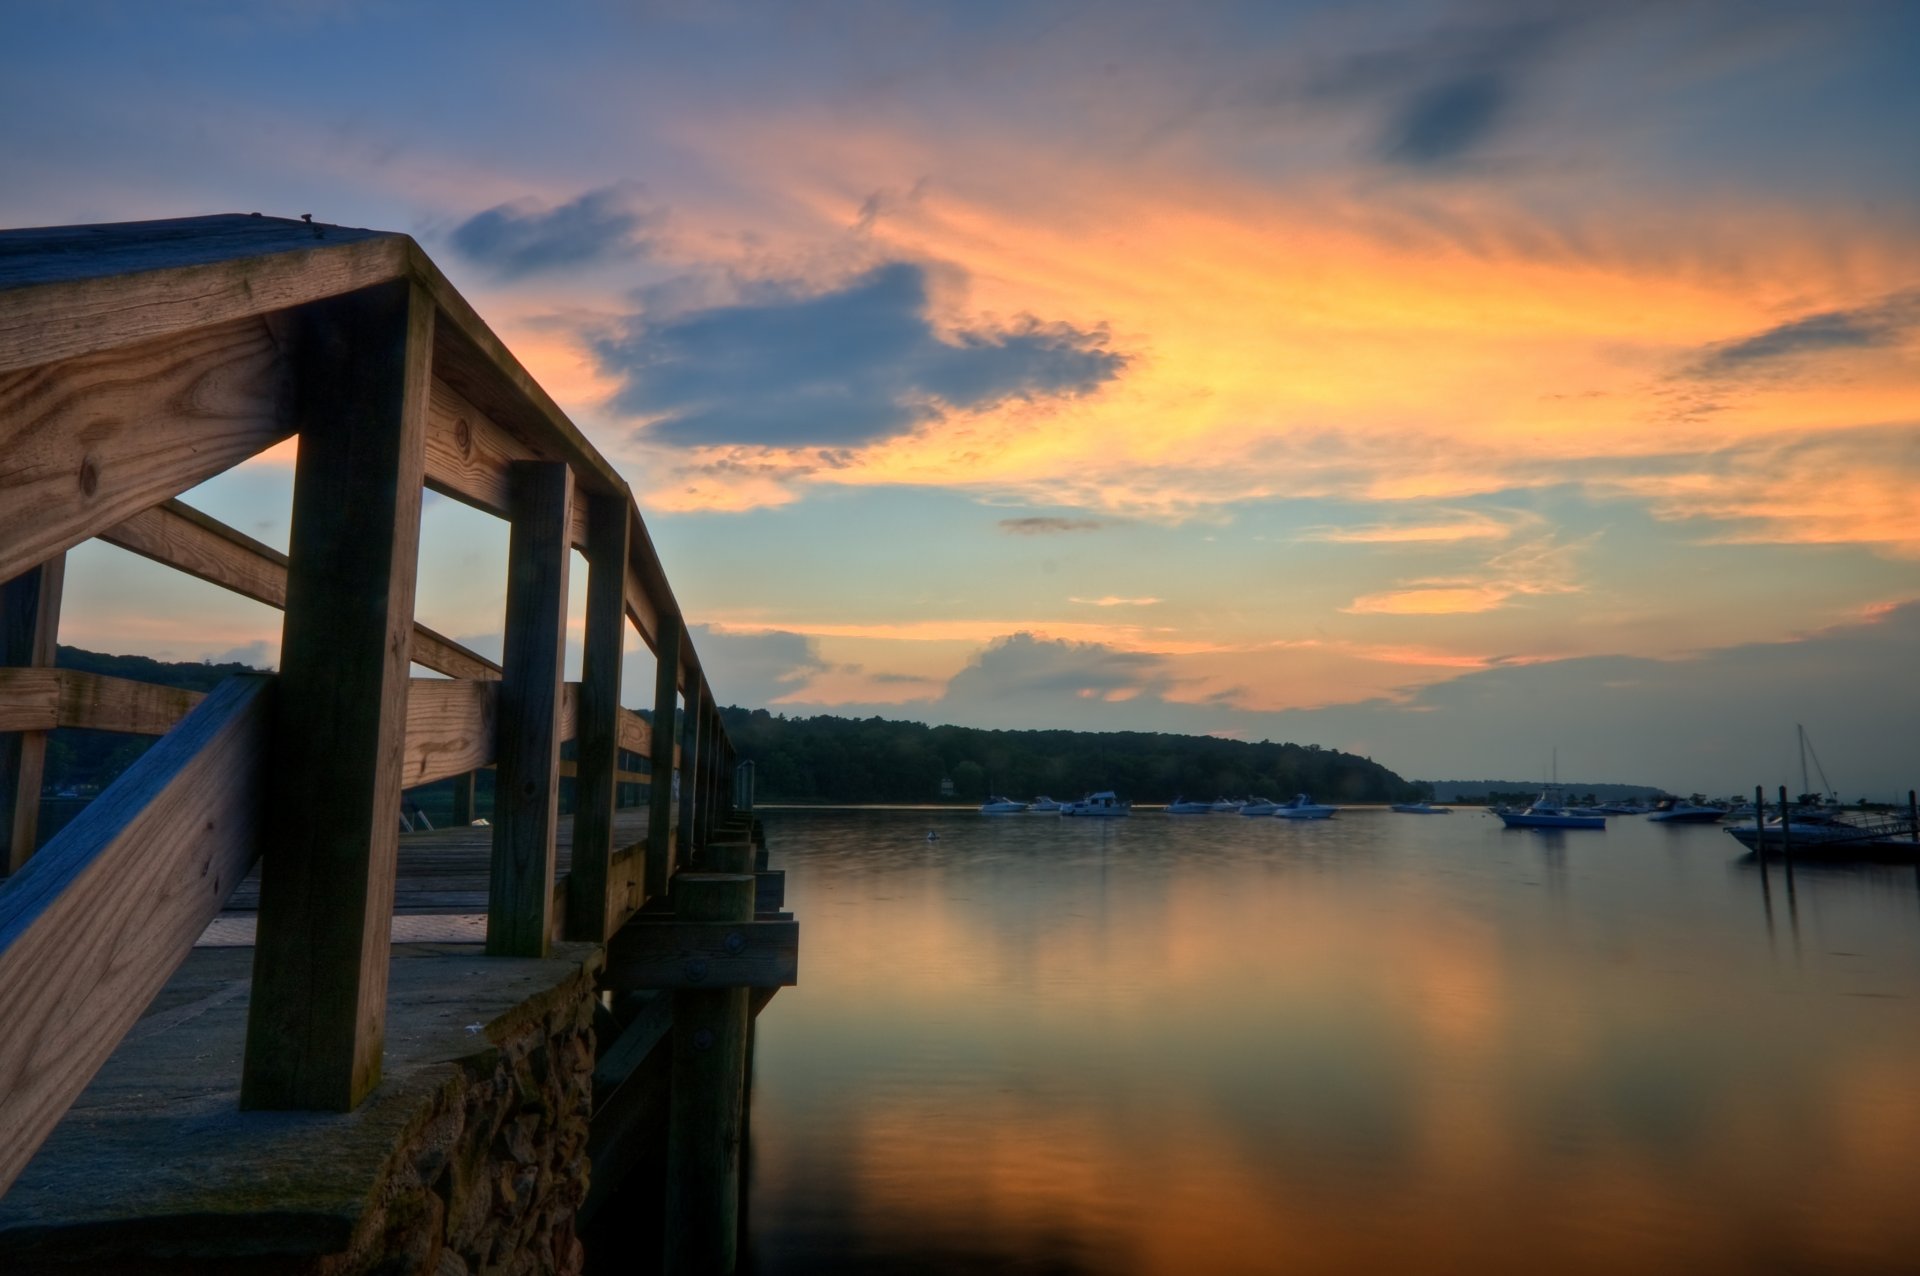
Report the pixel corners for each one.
[0,215,741,1193]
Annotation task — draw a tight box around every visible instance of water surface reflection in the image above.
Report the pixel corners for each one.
[746,808,1920,1274]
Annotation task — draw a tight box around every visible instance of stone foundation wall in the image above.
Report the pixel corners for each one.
[322,968,599,1276]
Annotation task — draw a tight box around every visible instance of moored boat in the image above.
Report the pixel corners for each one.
[1726,809,1918,855]
[1060,790,1131,817]
[1165,797,1214,814]
[1648,800,1725,824]
[1029,796,1063,812]
[1273,793,1338,819]
[1240,797,1280,816]
[1391,801,1452,814]
[1210,797,1244,812]
[1497,792,1607,830]
[980,796,1028,814]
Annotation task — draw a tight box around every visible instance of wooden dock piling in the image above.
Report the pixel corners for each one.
[664,873,756,1276]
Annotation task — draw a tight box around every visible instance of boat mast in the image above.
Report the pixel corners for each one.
[1797,724,1809,799]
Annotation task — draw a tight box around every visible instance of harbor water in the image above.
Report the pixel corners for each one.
[741,806,1920,1275]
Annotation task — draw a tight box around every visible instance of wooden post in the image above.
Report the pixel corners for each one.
[450,770,476,826]
[488,461,573,957]
[242,279,431,1111]
[664,873,754,1276]
[679,679,705,860]
[566,492,629,942]
[1908,789,1917,843]
[645,615,681,903]
[1753,785,1765,859]
[1,553,63,872]
[1778,784,1792,860]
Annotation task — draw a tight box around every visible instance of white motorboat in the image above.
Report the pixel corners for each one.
[1496,792,1606,830]
[1648,800,1724,824]
[980,796,1028,814]
[1390,801,1451,814]
[1060,790,1131,817]
[1210,797,1244,812]
[1165,797,1214,814]
[1240,797,1280,816]
[1274,793,1338,819]
[1028,796,1063,812]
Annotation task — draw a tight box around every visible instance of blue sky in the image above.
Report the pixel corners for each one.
[7,0,1919,794]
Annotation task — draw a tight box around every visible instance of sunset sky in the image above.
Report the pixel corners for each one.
[5,1,1917,795]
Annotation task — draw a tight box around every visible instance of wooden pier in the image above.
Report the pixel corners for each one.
[0,215,794,1274]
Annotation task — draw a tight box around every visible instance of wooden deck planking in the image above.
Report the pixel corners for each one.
[222,808,655,918]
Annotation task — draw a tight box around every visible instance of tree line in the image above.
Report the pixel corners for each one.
[718,707,1421,805]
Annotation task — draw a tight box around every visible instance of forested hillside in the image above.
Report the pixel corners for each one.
[719,707,1419,805]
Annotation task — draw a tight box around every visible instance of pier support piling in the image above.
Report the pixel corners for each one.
[664,873,755,1276]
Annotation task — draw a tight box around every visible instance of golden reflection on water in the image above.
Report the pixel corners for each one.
[747,811,1920,1274]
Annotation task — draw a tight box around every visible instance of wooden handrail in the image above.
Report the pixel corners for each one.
[0,674,271,1196]
[0,213,743,1148]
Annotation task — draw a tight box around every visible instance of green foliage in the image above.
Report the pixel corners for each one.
[718,706,1420,804]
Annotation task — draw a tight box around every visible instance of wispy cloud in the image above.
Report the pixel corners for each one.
[1069,595,1160,607]
[1685,290,1920,380]
[1298,510,1523,545]
[450,186,656,278]
[1000,516,1105,535]
[1343,532,1596,616]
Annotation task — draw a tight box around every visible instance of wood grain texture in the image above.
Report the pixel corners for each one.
[487,461,573,959]
[54,668,204,735]
[402,678,498,789]
[0,674,270,1196]
[567,491,631,943]
[423,377,589,549]
[617,708,652,757]
[242,279,432,1112]
[100,499,500,682]
[1,556,63,872]
[0,215,406,375]
[647,617,682,903]
[0,315,294,590]
[0,667,59,731]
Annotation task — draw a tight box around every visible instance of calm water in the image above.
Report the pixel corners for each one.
[740,807,1920,1276]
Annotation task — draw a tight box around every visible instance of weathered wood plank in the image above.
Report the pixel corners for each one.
[99,499,501,682]
[402,679,497,789]
[0,215,407,375]
[100,499,289,609]
[54,668,205,735]
[0,667,58,732]
[568,491,630,943]
[0,315,295,591]
[617,707,651,756]
[646,616,682,902]
[0,674,270,1196]
[242,279,432,1111]
[423,378,591,549]
[1,557,64,871]
[488,461,573,958]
